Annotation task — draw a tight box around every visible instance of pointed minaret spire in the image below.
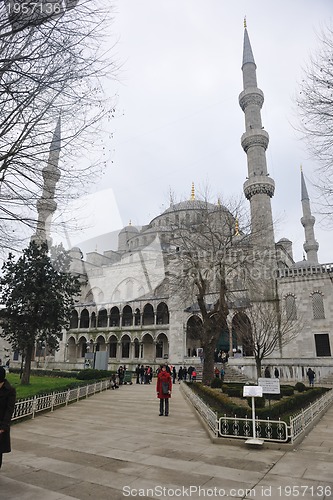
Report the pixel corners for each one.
[239,22,275,248]
[31,116,61,247]
[242,24,256,72]
[190,182,195,201]
[300,167,319,264]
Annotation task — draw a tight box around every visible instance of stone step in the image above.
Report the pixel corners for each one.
[187,364,252,384]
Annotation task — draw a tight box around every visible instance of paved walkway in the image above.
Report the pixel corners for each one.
[0,383,332,499]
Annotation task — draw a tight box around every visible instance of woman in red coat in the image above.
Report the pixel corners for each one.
[0,366,16,469]
[156,365,172,416]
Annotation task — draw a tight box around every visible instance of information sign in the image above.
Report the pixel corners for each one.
[258,378,280,394]
[243,385,263,397]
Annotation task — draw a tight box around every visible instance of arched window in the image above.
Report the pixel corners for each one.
[70,310,78,329]
[122,305,133,327]
[186,315,203,356]
[312,292,325,319]
[109,336,117,358]
[121,335,131,358]
[97,308,108,327]
[156,302,169,324]
[285,295,297,321]
[110,307,120,327]
[142,303,154,325]
[80,309,89,329]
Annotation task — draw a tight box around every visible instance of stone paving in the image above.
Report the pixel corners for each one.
[0,382,332,499]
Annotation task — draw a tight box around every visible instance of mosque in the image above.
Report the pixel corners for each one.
[4,24,332,382]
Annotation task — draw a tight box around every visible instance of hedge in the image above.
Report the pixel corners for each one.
[187,382,329,421]
[9,367,80,378]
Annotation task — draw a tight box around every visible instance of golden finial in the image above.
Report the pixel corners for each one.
[190,182,195,201]
[129,219,132,226]
[235,218,240,236]
[244,16,247,29]
[217,197,221,206]
[300,164,303,172]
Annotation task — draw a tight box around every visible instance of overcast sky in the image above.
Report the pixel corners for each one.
[63,0,333,264]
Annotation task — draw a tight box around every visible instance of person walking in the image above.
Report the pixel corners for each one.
[307,367,315,387]
[156,364,172,416]
[172,366,177,384]
[0,366,16,469]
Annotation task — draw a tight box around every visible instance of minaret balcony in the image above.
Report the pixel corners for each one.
[241,129,269,152]
[243,176,275,200]
[239,87,264,111]
[301,215,316,227]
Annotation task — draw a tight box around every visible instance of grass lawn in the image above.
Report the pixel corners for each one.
[6,373,79,400]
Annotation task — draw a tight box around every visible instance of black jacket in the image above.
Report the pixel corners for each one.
[0,379,16,454]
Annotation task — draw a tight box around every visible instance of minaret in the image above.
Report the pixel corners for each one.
[31,116,61,246]
[239,20,275,248]
[190,182,195,201]
[300,167,319,263]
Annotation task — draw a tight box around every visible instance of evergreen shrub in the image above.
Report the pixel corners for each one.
[247,396,266,408]
[210,378,223,388]
[294,382,306,392]
[76,369,110,380]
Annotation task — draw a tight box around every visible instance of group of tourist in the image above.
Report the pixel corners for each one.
[214,349,229,364]
[135,364,153,384]
[263,366,280,378]
[177,365,197,382]
[214,366,225,381]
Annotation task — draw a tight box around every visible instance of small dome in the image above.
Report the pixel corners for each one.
[119,225,139,234]
[277,237,292,243]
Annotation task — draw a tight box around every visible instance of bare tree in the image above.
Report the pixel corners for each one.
[0,1,117,251]
[296,22,333,219]
[240,299,301,380]
[165,193,273,385]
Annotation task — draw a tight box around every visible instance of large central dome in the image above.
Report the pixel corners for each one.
[162,199,220,214]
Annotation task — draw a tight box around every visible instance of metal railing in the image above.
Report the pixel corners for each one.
[289,388,333,443]
[12,380,110,422]
[180,381,217,434]
[217,415,289,442]
[181,383,333,444]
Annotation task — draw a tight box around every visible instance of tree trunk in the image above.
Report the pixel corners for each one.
[255,357,262,381]
[202,341,215,385]
[21,344,34,385]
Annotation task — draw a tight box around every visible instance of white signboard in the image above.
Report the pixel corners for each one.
[258,378,281,394]
[243,385,263,397]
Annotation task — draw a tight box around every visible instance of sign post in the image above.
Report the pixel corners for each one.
[243,385,264,445]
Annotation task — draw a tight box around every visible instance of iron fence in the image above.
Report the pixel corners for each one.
[181,382,333,444]
[12,380,110,422]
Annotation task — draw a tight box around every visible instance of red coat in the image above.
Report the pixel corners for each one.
[156,370,172,399]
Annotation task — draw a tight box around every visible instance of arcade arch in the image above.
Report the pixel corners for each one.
[232,312,253,356]
[186,315,203,357]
